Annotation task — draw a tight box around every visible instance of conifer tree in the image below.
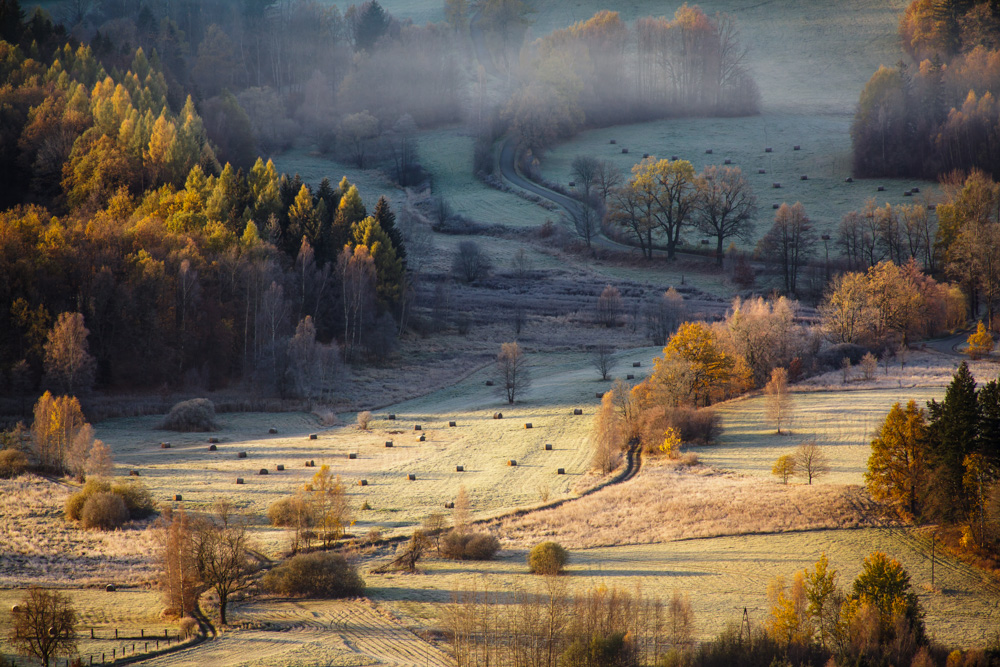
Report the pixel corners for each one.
[352,216,404,306]
[373,195,406,260]
[926,362,978,519]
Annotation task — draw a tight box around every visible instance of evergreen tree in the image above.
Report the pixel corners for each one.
[976,379,1000,468]
[926,361,979,520]
[352,215,404,307]
[332,184,366,252]
[373,195,406,261]
[288,184,319,252]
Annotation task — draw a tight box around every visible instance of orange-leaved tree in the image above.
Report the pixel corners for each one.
[643,321,750,407]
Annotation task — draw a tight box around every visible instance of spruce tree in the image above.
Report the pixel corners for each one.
[976,379,1000,468]
[373,195,406,261]
[926,361,979,520]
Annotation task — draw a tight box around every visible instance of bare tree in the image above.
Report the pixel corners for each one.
[646,288,685,346]
[764,367,793,435]
[494,341,531,404]
[697,165,757,265]
[596,285,623,328]
[594,159,622,206]
[43,312,96,395]
[453,485,471,532]
[572,156,601,247]
[9,587,77,667]
[452,240,492,283]
[795,441,830,485]
[667,590,695,649]
[591,344,617,381]
[511,247,532,279]
[191,508,261,626]
[756,202,816,295]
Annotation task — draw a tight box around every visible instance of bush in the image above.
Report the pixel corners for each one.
[262,551,365,598]
[66,478,155,522]
[0,449,28,478]
[440,531,501,561]
[667,407,720,445]
[357,411,372,430]
[528,541,569,575]
[267,495,315,527]
[81,492,130,530]
[817,343,868,370]
[159,398,217,432]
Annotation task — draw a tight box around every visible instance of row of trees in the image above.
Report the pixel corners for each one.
[866,363,1000,548]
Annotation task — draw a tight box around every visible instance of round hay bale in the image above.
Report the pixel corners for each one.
[310,460,315,466]
[507,460,517,467]
[800,175,808,180]
[208,444,217,451]
[259,468,268,475]
[705,149,713,154]
[642,153,649,158]
[627,374,634,380]
[160,442,170,449]
[105,584,115,593]
[485,380,494,386]
[348,452,357,459]
[385,441,394,447]
[793,145,801,150]
[237,451,247,459]
[276,464,285,471]
[845,177,854,183]
[129,470,140,476]
[573,408,583,415]
[524,423,532,429]
[449,421,457,427]
[236,478,244,484]
[569,181,576,187]
[445,501,455,509]
[911,187,920,193]
[772,182,781,188]
[633,362,641,367]
[758,169,766,174]
[388,414,396,420]
[928,204,936,211]
[544,444,553,451]
[772,203,780,209]
[359,479,368,486]
[724,158,732,164]
[609,139,616,144]
[494,412,503,419]
[268,427,278,434]
[621,148,629,154]
[903,190,912,196]
[877,186,885,192]
[11,604,21,613]
[557,468,565,475]
[456,465,464,472]
[208,437,219,444]
[418,434,426,442]
[407,473,416,481]
[596,392,604,399]
[308,434,317,440]
[671,155,679,161]
[414,425,422,431]
[174,494,182,502]
[765,147,772,152]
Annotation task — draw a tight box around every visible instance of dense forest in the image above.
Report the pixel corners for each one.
[852,0,1000,178]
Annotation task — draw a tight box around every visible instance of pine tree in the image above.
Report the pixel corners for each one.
[976,379,1000,468]
[373,195,406,260]
[866,400,929,520]
[926,362,978,520]
[352,216,404,306]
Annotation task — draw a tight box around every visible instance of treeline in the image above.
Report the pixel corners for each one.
[852,0,1000,178]
[508,7,759,153]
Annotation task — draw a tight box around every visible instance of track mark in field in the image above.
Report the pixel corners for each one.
[138,600,450,667]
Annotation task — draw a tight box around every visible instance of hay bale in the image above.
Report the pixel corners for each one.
[456,465,464,472]
[259,468,268,475]
[494,412,503,419]
[105,584,115,593]
[10,604,21,613]
[359,479,368,486]
[160,442,170,449]
[911,187,920,193]
[724,158,731,164]
[642,153,649,158]
[407,473,416,481]
[877,186,885,192]
[633,362,641,367]
[208,437,219,444]
[903,190,912,196]
[309,434,317,440]
[310,460,315,466]
[569,181,576,187]
[845,177,853,183]
[557,468,565,475]
[671,155,679,160]
[524,423,532,429]
[773,182,781,188]
[627,374,634,380]
[573,409,583,415]
[485,380,494,386]
[418,434,426,442]
[268,427,278,435]
[765,147,772,152]
[348,452,357,459]
[208,444,217,451]
[129,470,140,476]
[928,204,936,211]
[276,464,284,471]
[596,392,604,399]
[449,421,457,427]
[758,169,766,174]
[385,441,393,447]
[800,175,808,180]
[705,149,713,154]
[622,148,629,154]
[174,494,182,501]
[414,425,422,431]
[387,414,396,420]
[507,460,517,466]
[159,398,217,432]
[237,451,247,459]
[772,203,780,209]
[236,478,244,484]
[610,139,616,144]
[544,444,553,451]
[793,145,801,150]
[445,501,455,508]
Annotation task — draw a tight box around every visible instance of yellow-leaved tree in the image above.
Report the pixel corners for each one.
[644,321,750,407]
[865,400,928,521]
[966,321,994,360]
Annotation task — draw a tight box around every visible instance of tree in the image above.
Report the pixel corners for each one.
[634,158,701,260]
[591,344,616,381]
[648,321,749,407]
[758,202,816,294]
[766,572,811,647]
[795,442,829,484]
[926,362,979,521]
[158,508,203,619]
[772,454,796,484]
[31,392,87,473]
[191,507,261,626]
[572,156,601,247]
[849,551,924,641]
[43,311,96,395]
[352,215,405,307]
[595,285,622,328]
[452,240,492,283]
[453,485,471,532]
[866,400,929,520]
[9,587,77,667]
[305,465,351,547]
[472,0,536,78]
[645,288,685,346]
[594,159,622,205]
[339,111,379,168]
[591,391,624,473]
[765,367,793,435]
[697,165,757,265]
[803,553,840,650]
[351,0,391,51]
[444,0,469,32]
[967,321,994,360]
[494,341,530,404]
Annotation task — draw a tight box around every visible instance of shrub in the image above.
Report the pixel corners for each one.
[356,411,372,430]
[0,449,28,478]
[178,616,198,639]
[66,478,155,522]
[267,495,315,527]
[440,531,501,561]
[81,492,129,530]
[159,398,217,432]
[262,551,365,598]
[528,541,569,575]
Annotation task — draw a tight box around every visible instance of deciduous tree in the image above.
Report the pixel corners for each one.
[765,367,793,435]
[494,341,531,404]
[43,311,96,395]
[756,202,815,295]
[9,587,77,667]
[696,165,757,265]
[795,441,829,484]
[866,400,929,520]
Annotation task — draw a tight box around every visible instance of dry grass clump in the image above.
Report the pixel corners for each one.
[0,449,28,478]
[81,492,130,530]
[440,531,501,561]
[262,552,365,598]
[499,460,880,549]
[158,398,217,432]
[528,541,568,574]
